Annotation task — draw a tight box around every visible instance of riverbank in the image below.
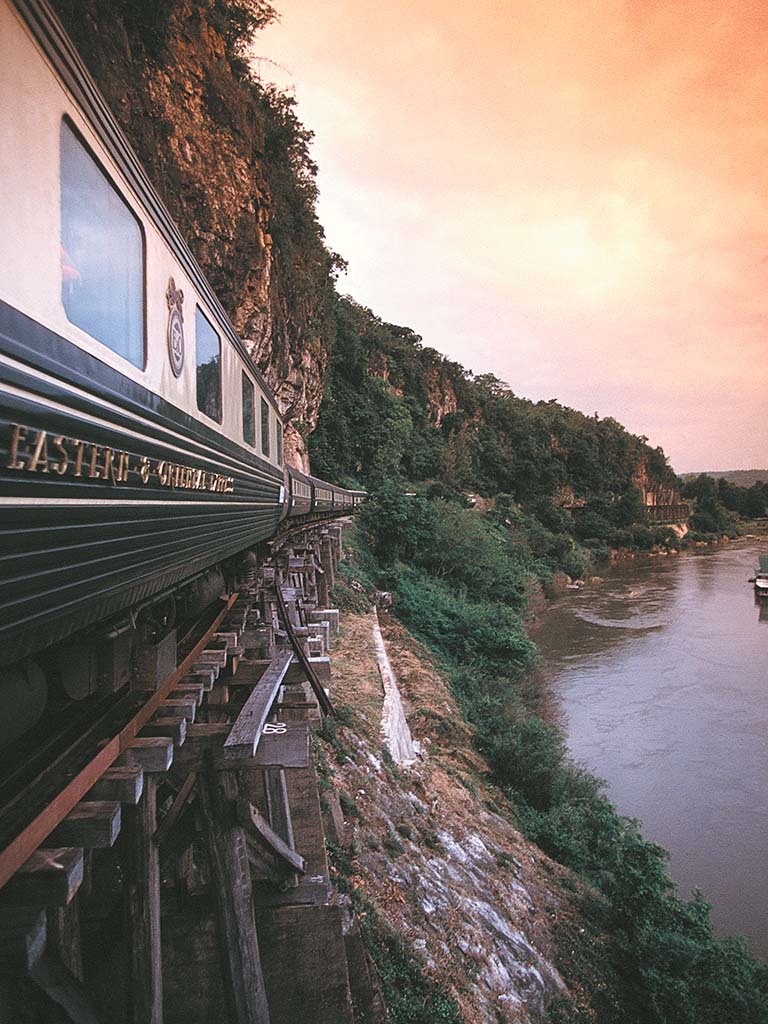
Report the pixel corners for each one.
[334,520,768,1022]
[597,514,768,566]
[532,541,768,960]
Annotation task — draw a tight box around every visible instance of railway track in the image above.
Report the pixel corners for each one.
[0,591,238,889]
[0,520,359,1024]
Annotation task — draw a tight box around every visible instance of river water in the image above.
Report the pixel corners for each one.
[535,541,768,958]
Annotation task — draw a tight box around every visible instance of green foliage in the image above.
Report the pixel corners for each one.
[615,484,646,527]
[383,834,406,857]
[485,716,568,810]
[516,765,768,1024]
[338,790,360,819]
[340,511,768,1022]
[312,298,678,527]
[366,930,462,1023]
[358,485,435,563]
[210,0,278,73]
[392,567,536,671]
[681,474,743,536]
[716,477,768,518]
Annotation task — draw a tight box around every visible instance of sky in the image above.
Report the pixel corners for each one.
[256,0,768,474]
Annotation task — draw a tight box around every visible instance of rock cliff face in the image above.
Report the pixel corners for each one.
[632,457,680,506]
[367,349,460,427]
[424,363,459,427]
[51,0,336,470]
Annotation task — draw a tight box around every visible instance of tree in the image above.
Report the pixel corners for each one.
[616,485,646,527]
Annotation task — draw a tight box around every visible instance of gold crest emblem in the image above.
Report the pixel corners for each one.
[166,277,185,377]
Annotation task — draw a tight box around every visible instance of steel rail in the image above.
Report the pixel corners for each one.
[274,583,335,718]
[0,592,238,888]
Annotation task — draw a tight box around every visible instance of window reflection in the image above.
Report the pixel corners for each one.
[196,307,221,422]
[261,397,270,458]
[242,373,255,446]
[60,120,144,367]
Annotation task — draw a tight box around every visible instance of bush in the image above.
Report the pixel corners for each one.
[483,716,568,810]
[392,568,536,672]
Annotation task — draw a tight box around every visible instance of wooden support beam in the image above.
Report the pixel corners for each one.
[198,650,228,669]
[187,723,232,740]
[276,585,334,717]
[29,952,100,1023]
[226,665,269,687]
[47,898,83,982]
[319,538,335,592]
[285,656,330,687]
[155,699,197,723]
[0,848,83,907]
[170,723,230,773]
[224,650,293,759]
[237,800,304,875]
[252,723,310,769]
[182,669,215,691]
[154,771,197,847]
[48,802,120,849]
[191,661,220,681]
[0,907,46,970]
[89,766,144,805]
[198,765,272,1024]
[207,684,230,707]
[315,562,329,610]
[141,716,187,746]
[0,594,238,891]
[173,683,204,705]
[121,737,173,773]
[263,769,295,850]
[125,776,162,1024]
[215,632,240,649]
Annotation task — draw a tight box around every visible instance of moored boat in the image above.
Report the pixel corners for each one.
[754,555,768,599]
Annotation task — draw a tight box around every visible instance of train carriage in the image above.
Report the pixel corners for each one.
[287,467,313,518]
[309,478,336,514]
[0,0,363,692]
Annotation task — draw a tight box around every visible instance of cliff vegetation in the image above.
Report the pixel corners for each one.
[51,0,340,468]
[49,1,768,1020]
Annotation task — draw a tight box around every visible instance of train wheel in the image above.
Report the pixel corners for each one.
[57,644,99,700]
[0,661,48,748]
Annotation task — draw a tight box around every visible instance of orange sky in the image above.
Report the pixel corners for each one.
[257,0,768,473]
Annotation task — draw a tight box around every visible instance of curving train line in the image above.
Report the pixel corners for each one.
[0,0,364,756]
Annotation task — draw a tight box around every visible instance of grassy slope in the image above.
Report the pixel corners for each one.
[337,515,768,1024]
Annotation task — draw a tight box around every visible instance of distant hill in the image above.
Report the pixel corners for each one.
[681,469,768,487]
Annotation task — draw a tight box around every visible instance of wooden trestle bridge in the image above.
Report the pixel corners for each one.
[0,522,383,1024]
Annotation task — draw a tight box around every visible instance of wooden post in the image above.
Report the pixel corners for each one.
[198,761,271,1024]
[319,538,335,594]
[315,564,329,614]
[48,900,83,981]
[125,775,162,1024]
[263,769,295,851]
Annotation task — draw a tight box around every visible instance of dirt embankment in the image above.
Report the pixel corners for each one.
[321,610,598,1023]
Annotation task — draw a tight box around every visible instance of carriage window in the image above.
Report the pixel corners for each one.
[276,420,283,466]
[261,398,270,458]
[60,120,144,367]
[242,373,255,446]
[195,308,221,422]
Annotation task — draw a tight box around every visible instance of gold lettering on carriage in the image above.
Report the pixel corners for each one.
[5,424,235,494]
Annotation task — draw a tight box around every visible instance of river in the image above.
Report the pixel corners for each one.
[535,540,768,958]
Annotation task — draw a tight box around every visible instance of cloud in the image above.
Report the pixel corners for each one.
[257,0,768,472]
